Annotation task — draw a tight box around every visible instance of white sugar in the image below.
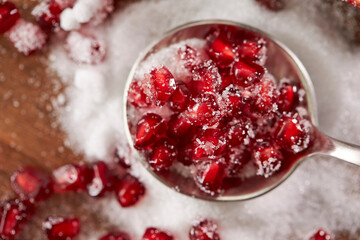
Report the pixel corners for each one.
[49,0,360,239]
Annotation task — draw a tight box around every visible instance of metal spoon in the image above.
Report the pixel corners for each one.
[123,20,360,201]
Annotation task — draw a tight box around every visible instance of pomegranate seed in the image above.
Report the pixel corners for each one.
[232,61,265,87]
[115,174,145,207]
[142,227,173,240]
[87,161,113,198]
[148,138,177,171]
[250,77,279,115]
[218,69,234,90]
[237,39,266,62]
[194,160,225,195]
[0,1,20,34]
[99,231,131,240]
[178,143,194,166]
[0,199,34,239]
[309,229,332,240]
[278,81,298,112]
[43,216,80,240]
[221,85,243,116]
[225,147,251,177]
[52,164,91,192]
[128,80,152,108]
[150,66,176,106]
[184,93,223,127]
[192,129,227,160]
[254,143,283,178]
[169,84,191,112]
[11,166,53,202]
[208,38,236,67]
[134,113,166,150]
[5,19,47,56]
[191,60,221,95]
[275,115,311,153]
[167,114,191,139]
[65,31,106,65]
[189,219,220,240]
[226,119,254,147]
[177,44,199,69]
[255,0,285,11]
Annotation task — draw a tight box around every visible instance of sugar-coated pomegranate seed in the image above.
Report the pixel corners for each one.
[218,69,234,90]
[148,138,177,171]
[255,0,285,11]
[0,1,20,34]
[134,113,166,150]
[232,61,265,87]
[226,118,254,147]
[192,129,227,160]
[167,114,191,139]
[65,31,106,64]
[52,164,91,192]
[99,231,131,240]
[250,77,279,115]
[11,166,53,202]
[43,216,80,240]
[189,219,220,240]
[169,84,191,112]
[275,115,311,153]
[178,143,195,166]
[309,229,332,240]
[237,39,266,62]
[128,80,152,108]
[221,85,243,116]
[208,38,236,67]
[5,19,47,56]
[178,44,199,69]
[150,66,176,106]
[142,227,173,240]
[278,80,298,112]
[87,161,113,198]
[254,143,283,178]
[184,93,223,127]
[225,147,251,177]
[0,199,34,240]
[194,160,225,195]
[191,60,222,95]
[115,174,145,207]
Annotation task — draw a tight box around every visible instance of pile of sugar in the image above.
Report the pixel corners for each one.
[49,0,360,239]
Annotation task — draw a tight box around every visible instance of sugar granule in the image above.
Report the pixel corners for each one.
[49,0,360,239]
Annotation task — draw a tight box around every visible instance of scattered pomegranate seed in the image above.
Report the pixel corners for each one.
[5,19,47,56]
[115,174,145,207]
[178,44,199,69]
[0,199,34,240]
[192,129,227,160]
[191,60,221,94]
[65,31,106,64]
[189,219,220,240]
[128,80,152,108]
[309,229,332,240]
[142,227,173,240]
[150,66,177,106]
[148,138,177,171]
[232,60,265,87]
[194,160,225,195]
[43,216,80,240]
[52,164,91,192]
[208,38,236,67]
[254,143,283,178]
[134,113,166,150]
[278,80,298,112]
[11,166,53,202]
[0,1,20,34]
[99,231,131,240]
[169,84,191,112]
[255,0,285,11]
[87,161,113,198]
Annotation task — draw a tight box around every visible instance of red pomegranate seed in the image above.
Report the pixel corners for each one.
[250,77,279,115]
[134,113,166,150]
[275,115,311,153]
[167,114,191,139]
[11,166,53,202]
[169,84,191,112]
[221,85,243,116]
[194,160,225,195]
[184,93,223,127]
[142,227,173,240]
[225,147,251,177]
[226,119,253,147]
[189,219,220,240]
[115,174,145,207]
[232,61,265,87]
[255,0,285,11]
[148,138,177,171]
[218,69,234,90]
[237,39,266,62]
[309,229,332,240]
[0,1,20,34]
[128,80,152,108]
[99,231,131,240]
[0,199,34,239]
[178,44,199,69]
[178,143,194,166]
[191,60,221,95]
[254,143,283,178]
[52,164,91,193]
[278,81,298,112]
[192,129,227,160]
[43,216,80,240]
[150,66,176,106]
[208,38,236,67]
[87,161,113,198]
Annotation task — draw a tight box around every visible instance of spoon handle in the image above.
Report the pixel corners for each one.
[320,135,360,166]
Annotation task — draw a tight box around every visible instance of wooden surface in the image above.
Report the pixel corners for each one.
[0,0,359,239]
